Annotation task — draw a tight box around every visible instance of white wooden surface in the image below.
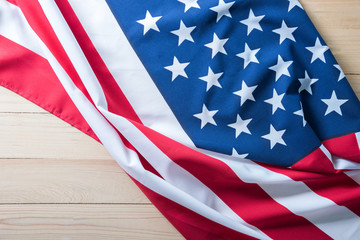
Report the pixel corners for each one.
[0,1,359,239]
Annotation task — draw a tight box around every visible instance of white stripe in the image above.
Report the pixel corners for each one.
[342,132,360,182]
[336,131,360,170]
[36,0,108,111]
[333,156,360,170]
[33,1,269,239]
[68,0,193,146]
[0,0,45,58]
[356,132,360,150]
[62,0,360,238]
[320,143,360,170]
[345,170,360,185]
[215,153,360,240]
[320,144,332,161]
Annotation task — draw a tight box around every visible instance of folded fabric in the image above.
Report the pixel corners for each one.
[0,0,359,239]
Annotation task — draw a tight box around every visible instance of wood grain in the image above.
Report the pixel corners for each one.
[0,0,359,239]
[0,112,110,160]
[0,159,149,204]
[302,0,360,74]
[0,87,46,113]
[0,204,180,240]
[348,75,360,99]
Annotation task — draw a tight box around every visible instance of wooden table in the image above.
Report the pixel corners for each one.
[0,0,359,239]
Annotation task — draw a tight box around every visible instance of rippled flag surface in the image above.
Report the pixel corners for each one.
[1,0,360,239]
[108,0,360,167]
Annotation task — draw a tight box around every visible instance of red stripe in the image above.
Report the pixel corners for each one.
[55,0,142,124]
[0,35,98,141]
[6,0,16,4]
[291,147,335,173]
[132,176,258,240]
[49,1,163,177]
[263,159,360,217]
[323,133,360,163]
[8,0,93,107]
[302,173,360,216]
[134,122,331,240]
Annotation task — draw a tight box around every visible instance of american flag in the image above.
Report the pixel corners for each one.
[1,0,360,239]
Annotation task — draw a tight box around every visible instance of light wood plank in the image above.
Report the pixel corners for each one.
[0,87,46,113]
[0,159,149,204]
[347,74,360,99]
[301,0,360,74]
[0,204,183,240]
[0,113,111,160]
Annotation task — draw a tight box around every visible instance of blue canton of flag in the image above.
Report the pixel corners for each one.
[105,0,360,167]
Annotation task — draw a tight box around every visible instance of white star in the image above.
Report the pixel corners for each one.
[306,37,329,63]
[178,0,200,12]
[164,57,190,81]
[294,103,306,127]
[269,55,293,81]
[298,70,318,95]
[334,64,345,81]
[240,9,265,36]
[137,11,162,35]
[272,20,298,44]
[288,0,303,12]
[265,89,285,114]
[262,124,287,149]
[232,148,248,159]
[171,21,196,46]
[199,67,223,91]
[210,0,235,22]
[205,33,228,58]
[228,115,252,138]
[236,43,260,69]
[321,91,348,116]
[194,104,218,129]
[233,81,258,106]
